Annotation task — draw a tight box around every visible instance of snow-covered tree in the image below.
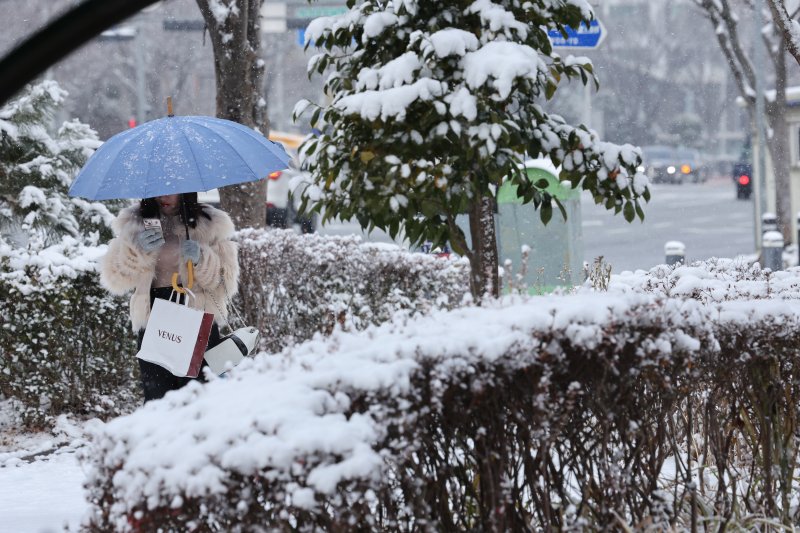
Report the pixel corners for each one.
[295,0,649,299]
[0,81,113,250]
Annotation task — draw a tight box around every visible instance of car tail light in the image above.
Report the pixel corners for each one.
[738,174,750,186]
[681,164,691,174]
[266,202,275,209]
[268,171,282,180]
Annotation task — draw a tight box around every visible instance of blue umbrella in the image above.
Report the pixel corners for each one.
[68,115,292,200]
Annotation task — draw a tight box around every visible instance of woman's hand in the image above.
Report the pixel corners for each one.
[181,239,201,264]
[136,228,165,252]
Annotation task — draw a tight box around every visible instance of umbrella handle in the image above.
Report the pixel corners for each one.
[171,260,195,294]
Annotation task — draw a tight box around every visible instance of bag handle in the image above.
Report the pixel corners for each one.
[171,260,195,294]
[169,286,196,305]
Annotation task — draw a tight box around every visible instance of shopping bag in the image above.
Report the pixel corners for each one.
[136,290,214,378]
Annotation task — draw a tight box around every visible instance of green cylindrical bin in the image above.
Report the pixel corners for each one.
[495,159,583,293]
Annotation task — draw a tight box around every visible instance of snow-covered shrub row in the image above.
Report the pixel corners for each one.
[599,258,800,302]
[83,286,800,530]
[233,228,470,352]
[0,239,138,428]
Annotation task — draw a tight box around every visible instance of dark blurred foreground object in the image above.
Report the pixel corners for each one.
[0,0,160,105]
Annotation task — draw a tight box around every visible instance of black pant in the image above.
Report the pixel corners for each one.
[136,287,221,402]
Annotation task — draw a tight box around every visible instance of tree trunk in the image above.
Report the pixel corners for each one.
[467,194,500,301]
[766,36,792,243]
[196,0,267,229]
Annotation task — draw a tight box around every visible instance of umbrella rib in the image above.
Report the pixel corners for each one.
[188,121,265,179]
[178,128,208,193]
[91,126,150,199]
[143,124,164,200]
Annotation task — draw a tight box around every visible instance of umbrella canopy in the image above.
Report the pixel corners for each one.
[68,115,292,200]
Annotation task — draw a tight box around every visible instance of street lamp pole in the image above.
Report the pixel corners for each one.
[753,0,769,247]
[133,26,147,124]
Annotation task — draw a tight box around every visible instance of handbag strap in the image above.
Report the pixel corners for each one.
[205,269,247,332]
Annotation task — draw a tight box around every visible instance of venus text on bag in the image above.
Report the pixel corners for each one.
[157,330,183,344]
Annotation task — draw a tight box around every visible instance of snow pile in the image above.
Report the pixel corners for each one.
[83,276,800,529]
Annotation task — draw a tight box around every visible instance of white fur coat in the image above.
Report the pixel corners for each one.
[100,204,240,331]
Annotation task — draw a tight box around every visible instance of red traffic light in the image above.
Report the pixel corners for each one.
[127,117,137,128]
[738,174,750,186]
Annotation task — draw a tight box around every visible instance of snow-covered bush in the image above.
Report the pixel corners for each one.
[0,83,136,428]
[83,262,800,530]
[233,229,470,352]
[0,241,138,428]
[600,257,800,302]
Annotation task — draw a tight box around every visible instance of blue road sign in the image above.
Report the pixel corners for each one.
[547,20,605,49]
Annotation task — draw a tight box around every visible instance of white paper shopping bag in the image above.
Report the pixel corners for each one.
[136,291,214,378]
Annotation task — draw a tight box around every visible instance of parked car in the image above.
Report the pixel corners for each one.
[640,145,706,184]
[675,148,706,183]
[640,145,683,184]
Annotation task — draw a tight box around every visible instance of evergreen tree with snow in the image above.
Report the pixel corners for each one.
[296,0,651,299]
[0,81,113,251]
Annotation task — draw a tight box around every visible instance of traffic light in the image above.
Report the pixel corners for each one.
[734,161,752,200]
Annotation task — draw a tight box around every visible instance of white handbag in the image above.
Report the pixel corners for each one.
[203,326,260,375]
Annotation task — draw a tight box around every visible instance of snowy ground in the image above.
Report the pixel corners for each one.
[0,402,96,532]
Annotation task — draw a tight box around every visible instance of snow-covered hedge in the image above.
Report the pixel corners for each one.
[605,257,800,301]
[0,239,138,427]
[0,229,467,427]
[83,261,800,531]
[233,229,470,352]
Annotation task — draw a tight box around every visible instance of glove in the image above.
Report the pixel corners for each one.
[136,228,165,252]
[181,239,201,264]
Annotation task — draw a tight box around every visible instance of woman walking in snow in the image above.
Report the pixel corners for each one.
[100,193,239,402]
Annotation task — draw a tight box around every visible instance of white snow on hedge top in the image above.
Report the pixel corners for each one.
[85,258,800,523]
[596,259,800,303]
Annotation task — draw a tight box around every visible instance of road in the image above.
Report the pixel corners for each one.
[581,177,757,272]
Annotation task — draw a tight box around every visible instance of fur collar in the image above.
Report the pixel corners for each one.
[113,204,235,244]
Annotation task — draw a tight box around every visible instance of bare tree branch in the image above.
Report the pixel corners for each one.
[717,0,759,92]
[696,0,755,109]
[765,0,800,67]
